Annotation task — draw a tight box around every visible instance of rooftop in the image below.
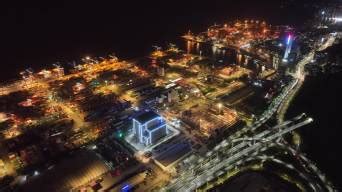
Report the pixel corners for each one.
[155,142,192,167]
[147,121,166,132]
[134,111,161,124]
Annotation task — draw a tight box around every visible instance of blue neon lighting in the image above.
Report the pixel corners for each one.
[144,116,164,126]
[121,184,132,192]
[133,113,167,145]
[286,35,292,45]
[149,123,166,133]
[283,34,293,61]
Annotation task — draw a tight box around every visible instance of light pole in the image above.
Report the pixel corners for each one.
[217,103,223,115]
[199,118,202,130]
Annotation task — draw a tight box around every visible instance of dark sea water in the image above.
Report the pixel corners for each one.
[0,0,317,81]
[286,72,342,189]
[2,0,339,189]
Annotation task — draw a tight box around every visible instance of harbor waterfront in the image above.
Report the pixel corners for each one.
[286,71,342,190]
[1,1,341,192]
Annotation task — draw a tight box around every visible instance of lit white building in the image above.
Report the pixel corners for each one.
[133,111,168,146]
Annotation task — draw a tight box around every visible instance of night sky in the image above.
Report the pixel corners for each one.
[0,0,341,189]
[0,0,324,80]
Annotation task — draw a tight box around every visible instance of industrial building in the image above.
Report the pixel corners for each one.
[132,111,168,146]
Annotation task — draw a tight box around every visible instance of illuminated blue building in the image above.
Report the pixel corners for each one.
[133,111,168,146]
[283,34,293,62]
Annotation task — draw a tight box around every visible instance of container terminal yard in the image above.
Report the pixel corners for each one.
[0,6,341,192]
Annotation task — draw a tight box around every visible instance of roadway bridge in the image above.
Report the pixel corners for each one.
[163,115,313,191]
[164,33,338,192]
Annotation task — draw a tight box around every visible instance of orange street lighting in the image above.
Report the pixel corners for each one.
[217,103,223,114]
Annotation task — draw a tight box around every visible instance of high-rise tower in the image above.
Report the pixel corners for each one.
[283,34,293,62]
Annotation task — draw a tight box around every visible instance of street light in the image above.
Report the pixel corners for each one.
[217,103,223,114]
[34,170,39,176]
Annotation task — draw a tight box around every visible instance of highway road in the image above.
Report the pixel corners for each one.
[277,33,336,123]
[1,31,337,192]
[165,117,313,191]
[163,33,337,192]
[162,71,301,190]
[277,142,337,192]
